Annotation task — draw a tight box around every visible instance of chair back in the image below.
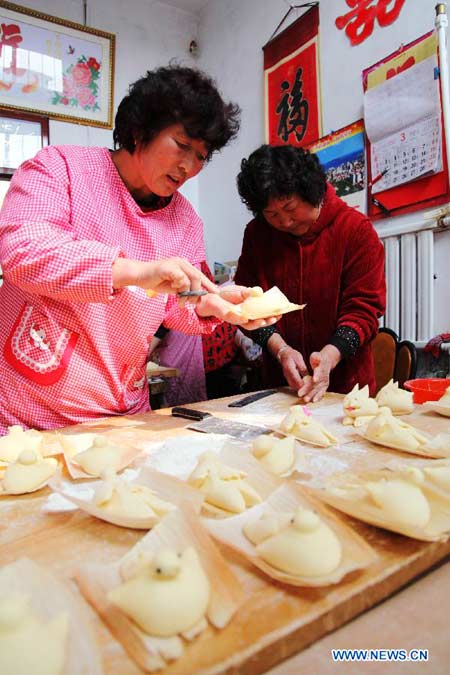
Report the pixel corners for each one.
[372,328,417,394]
[395,339,417,388]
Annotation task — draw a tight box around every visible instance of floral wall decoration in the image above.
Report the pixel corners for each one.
[336,0,406,46]
[0,2,115,127]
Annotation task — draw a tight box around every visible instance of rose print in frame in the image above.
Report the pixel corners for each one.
[0,2,115,127]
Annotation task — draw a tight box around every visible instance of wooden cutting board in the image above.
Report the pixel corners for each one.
[0,391,449,675]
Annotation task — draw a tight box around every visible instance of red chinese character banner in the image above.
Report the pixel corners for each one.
[263,5,321,147]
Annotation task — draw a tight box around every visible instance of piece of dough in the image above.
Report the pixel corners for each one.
[1,450,58,495]
[94,471,175,519]
[423,465,450,491]
[198,471,260,513]
[244,507,342,577]
[73,436,126,476]
[422,432,450,457]
[438,386,450,405]
[252,434,296,475]
[108,548,210,637]
[279,405,338,446]
[366,478,430,528]
[189,452,245,486]
[189,453,261,514]
[342,384,379,426]
[0,426,43,463]
[376,379,414,414]
[365,409,428,452]
[243,511,292,543]
[0,591,68,675]
[234,286,305,321]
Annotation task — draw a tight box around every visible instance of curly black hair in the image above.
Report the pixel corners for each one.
[237,144,326,216]
[113,65,240,159]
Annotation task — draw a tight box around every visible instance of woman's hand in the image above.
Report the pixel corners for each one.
[195,289,281,329]
[297,345,341,403]
[266,334,308,389]
[276,346,309,390]
[113,257,217,300]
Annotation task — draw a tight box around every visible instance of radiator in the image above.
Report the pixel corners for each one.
[379,229,434,343]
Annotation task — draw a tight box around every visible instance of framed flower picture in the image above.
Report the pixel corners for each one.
[0,1,115,128]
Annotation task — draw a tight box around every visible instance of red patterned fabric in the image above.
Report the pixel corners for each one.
[424,333,450,359]
[200,262,238,373]
[235,183,386,395]
[0,146,217,431]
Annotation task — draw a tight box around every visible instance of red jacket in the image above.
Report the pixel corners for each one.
[235,184,386,395]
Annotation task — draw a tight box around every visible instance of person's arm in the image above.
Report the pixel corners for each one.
[335,217,386,345]
[0,148,123,304]
[298,218,385,402]
[0,149,218,304]
[147,324,171,360]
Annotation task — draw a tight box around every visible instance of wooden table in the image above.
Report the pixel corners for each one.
[0,390,448,674]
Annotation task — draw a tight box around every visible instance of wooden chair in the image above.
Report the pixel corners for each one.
[395,338,417,388]
[372,327,417,394]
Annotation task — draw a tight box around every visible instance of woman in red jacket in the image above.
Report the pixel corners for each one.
[234,144,386,402]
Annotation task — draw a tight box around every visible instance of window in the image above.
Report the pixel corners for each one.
[0,109,49,177]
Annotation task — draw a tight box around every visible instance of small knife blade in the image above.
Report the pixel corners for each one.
[177,290,208,297]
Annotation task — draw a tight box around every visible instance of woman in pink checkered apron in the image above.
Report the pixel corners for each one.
[0,65,279,432]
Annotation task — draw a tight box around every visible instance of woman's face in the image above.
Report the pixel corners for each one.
[133,123,208,197]
[262,194,321,236]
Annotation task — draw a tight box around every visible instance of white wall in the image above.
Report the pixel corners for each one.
[196,0,450,335]
[20,0,198,150]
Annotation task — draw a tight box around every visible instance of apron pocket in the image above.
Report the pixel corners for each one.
[4,304,79,386]
[120,363,148,408]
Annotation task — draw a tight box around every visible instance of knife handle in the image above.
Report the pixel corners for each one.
[171,407,212,421]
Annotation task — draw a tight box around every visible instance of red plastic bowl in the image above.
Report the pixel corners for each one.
[404,378,450,404]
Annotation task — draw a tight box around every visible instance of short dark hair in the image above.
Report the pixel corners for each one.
[237,144,326,215]
[113,65,240,159]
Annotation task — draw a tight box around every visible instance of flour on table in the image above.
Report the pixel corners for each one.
[143,434,227,480]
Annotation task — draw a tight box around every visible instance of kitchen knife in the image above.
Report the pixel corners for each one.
[171,406,270,440]
[228,389,277,408]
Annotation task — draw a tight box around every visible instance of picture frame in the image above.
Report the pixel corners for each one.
[307,120,367,213]
[0,107,49,176]
[0,1,115,128]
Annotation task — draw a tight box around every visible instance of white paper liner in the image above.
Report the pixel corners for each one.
[75,508,244,672]
[139,434,228,480]
[56,431,144,479]
[0,557,102,675]
[49,466,203,529]
[203,482,377,587]
[313,467,450,542]
[271,407,340,448]
[423,401,450,418]
[384,457,450,501]
[354,424,450,459]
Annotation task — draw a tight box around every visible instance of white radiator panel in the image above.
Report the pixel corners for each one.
[384,237,400,335]
[381,230,434,342]
[400,233,417,341]
[417,230,434,342]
